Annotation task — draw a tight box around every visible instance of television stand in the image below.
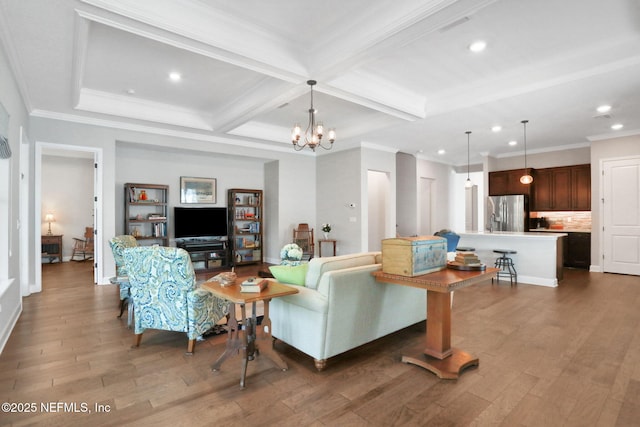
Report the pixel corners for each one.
[178,240,230,273]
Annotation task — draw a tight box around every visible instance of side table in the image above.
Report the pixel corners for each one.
[41,234,63,263]
[373,267,498,379]
[201,278,299,388]
[318,239,336,257]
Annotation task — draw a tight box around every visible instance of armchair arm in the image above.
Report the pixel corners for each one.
[187,288,229,338]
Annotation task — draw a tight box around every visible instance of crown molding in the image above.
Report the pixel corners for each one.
[360,141,399,154]
[29,109,313,155]
[587,128,640,142]
[492,142,591,159]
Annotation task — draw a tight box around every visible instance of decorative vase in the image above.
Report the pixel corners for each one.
[323,232,330,240]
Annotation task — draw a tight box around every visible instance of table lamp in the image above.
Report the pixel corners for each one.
[45,213,55,235]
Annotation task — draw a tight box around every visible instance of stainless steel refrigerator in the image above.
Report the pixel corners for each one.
[486,195,529,232]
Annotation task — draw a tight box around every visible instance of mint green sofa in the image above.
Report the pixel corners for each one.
[270,252,427,370]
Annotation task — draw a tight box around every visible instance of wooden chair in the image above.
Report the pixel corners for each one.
[71,227,94,261]
[293,223,315,260]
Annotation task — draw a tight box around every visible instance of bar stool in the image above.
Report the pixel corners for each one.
[455,246,475,252]
[493,249,517,285]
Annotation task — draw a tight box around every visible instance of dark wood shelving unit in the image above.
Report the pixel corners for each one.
[228,189,263,266]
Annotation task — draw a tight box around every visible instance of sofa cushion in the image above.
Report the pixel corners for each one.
[305,252,379,290]
[269,264,308,286]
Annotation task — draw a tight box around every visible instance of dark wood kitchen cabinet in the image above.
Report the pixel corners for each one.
[564,232,591,269]
[488,168,533,197]
[532,167,571,210]
[571,165,591,210]
[531,164,590,211]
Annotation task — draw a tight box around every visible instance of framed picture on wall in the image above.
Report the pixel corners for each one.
[180,177,216,204]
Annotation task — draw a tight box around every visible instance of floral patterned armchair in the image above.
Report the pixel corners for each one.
[109,235,138,327]
[122,245,228,354]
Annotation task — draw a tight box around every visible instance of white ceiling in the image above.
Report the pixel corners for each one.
[1,0,639,166]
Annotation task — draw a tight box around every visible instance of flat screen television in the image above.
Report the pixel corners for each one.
[174,207,228,239]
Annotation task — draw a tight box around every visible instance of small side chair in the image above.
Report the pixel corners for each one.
[71,227,94,261]
[122,245,228,354]
[293,223,315,261]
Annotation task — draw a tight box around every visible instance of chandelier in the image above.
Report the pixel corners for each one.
[291,80,336,151]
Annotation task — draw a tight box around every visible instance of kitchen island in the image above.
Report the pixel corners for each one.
[457,231,567,287]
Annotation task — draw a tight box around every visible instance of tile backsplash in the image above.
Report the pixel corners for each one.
[531,211,592,230]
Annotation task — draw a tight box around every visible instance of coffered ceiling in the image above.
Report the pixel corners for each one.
[1,0,639,165]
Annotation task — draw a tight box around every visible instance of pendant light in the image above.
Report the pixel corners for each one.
[464,131,473,188]
[519,120,533,184]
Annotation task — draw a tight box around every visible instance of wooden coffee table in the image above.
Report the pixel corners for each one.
[201,278,299,388]
[373,267,498,379]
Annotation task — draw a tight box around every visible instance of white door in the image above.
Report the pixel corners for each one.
[603,157,640,275]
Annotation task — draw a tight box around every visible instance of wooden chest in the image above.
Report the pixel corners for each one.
[382,236,447,277]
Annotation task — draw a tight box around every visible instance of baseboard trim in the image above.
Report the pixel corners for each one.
[0,294,22,354]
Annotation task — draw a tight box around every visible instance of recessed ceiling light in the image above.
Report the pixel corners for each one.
[169,72,182,82]
[437,149,445,155]
[125,88,136,95]
[508,140,517,146]
[491,125,502,132]
[597,104,611,113]
[469,40,487,52]
[611,123,624,130]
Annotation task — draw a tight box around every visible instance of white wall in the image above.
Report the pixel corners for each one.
[115,143,265,240]
[267,156,316,263]
[317,148,361,255]
[28,118,318,277]
[396,153,456,237]
[396,152,418,237]
[315,146,397,255]
[0,38,29,352]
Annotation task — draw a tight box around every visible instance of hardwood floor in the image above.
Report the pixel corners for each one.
[1,262,640,426]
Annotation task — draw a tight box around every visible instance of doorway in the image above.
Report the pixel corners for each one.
[33,142,103,293]
[367,170,390,251]
[419,177,434,235]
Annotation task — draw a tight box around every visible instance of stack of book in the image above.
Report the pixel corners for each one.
[454,251,481,266]
[240,277,268,293]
